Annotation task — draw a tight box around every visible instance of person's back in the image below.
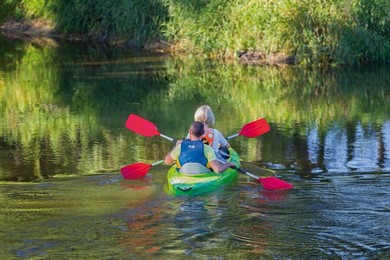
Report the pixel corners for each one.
[165,121,235,174]
[177,139,211,174]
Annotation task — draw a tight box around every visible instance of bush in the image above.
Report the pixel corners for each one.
[162,0,390,65]
[1,0,389,65]
[53,0,167,44]
[0,0,23,23]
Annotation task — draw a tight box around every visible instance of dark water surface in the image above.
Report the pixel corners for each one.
[0,35,389,259]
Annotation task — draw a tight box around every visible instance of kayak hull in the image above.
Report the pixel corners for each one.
[166,148,241,196]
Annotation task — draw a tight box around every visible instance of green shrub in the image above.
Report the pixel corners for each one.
[20,0,57,19]
[2,0,389,65]
[53,0,167,44]
[0,0,23,23]
[162,0,390,65]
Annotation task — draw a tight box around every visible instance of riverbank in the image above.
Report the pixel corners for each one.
[1,19,296,66]
[2,0,389,66]
[0,0,390,67]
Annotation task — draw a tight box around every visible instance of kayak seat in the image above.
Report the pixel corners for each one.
[218,147,230,160]
[179,163,211,175]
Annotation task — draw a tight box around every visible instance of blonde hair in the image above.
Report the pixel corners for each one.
[194,105,215,127]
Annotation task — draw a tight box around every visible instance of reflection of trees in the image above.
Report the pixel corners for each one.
[273,121,390,176]
[163,59,390,173]
[381,121,390,171]
[347,123,379,172]
[323,125,349,173]
[163,60,390,126]
[1,40,389,181]
[0,41,171,181]
[0,36,27,70]
[247,120,390,177]
[55,43,171,113]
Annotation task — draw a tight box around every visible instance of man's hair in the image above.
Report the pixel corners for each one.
[190,121,205,137]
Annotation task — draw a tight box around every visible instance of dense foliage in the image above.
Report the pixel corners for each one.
[1,0,389,65]
[163,0,390,65]
[2,0,167,45]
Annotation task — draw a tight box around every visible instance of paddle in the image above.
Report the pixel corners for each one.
[217,159,293,191]
[121,160,164,180]
[226,118,270,140]
[124,114,292,190]
[126,113,270,141]
[234,167,293,191]
[125,114,176,142]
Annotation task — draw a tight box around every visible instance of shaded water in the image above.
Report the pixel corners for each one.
[0,34,389,258]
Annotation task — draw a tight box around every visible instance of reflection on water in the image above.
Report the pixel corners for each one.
[0,34,390,258]
[347,123,379,172]
[307,122,389,175]
[0,34,389,181]
[384,121,390,171]
[307,126,320,166]
[2,174,389,258]
[324,125,349,173]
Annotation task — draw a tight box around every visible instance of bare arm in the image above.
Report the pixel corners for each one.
[164,154,175,165]
[165,144,180,165]
[209,160,235,173]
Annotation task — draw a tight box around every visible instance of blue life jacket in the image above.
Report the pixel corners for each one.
[178,139,209,168]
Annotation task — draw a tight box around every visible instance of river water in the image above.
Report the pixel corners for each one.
[0,34,389,259]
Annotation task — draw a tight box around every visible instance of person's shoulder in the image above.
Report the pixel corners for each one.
[212,128,225,138]
[203,142,213,149]
[203,144,217,160]
[210,128,223,134]
[203,144,214,153]
[170,143,182,157]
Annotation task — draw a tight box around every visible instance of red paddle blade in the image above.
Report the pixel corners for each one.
[125,114,160,137]
[121,162,152,180]
[258,176,293,190]
[239,118,270,138]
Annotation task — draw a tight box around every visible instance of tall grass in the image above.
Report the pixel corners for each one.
[52,0,167,44]
[162,0,390,65]
[1,0,389,65]
[1,0,167,44]
[0,0,22,23]
[20,0,56,19]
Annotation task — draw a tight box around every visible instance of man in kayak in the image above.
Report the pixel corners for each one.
[164,121,236,174]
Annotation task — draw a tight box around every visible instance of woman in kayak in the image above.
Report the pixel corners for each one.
[165,121,235,174]
[193,105,230,159]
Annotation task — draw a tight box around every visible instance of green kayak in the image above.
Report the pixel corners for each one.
[166,148,241,196]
